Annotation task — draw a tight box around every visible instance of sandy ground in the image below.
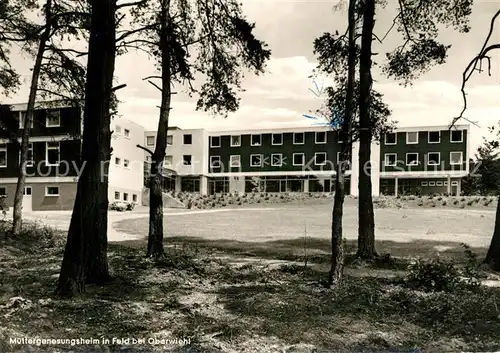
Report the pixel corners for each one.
[11,202,496,248]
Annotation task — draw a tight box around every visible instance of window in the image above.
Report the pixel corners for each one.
[210,136,221,147]
[19,111,34,129]
[124,129,130,138]
[116,126,122,135]
[293,132,305,145]
[115,157,121,165]
[230,135,241,147]
[271,153,283,166]
[250,154,262,167]
[272,133,283,145]
[45,186,59,196]
[384,153,397,167]
[146,136,155,146]
[429,181,436,186]
[421,181,428,186]
[293,153,304,166]
[115,191,120,200]
[45,142,60,166]
[315,131,327,144]
[0,143,7,167]
[315,152,327,165]
[406,153,419,166]
[451,181,459,186]
[210,156,221,168]
[46,110,60,127]
[251,134,261,146]
[183,155,192,165]
[436,181,443,186]
[164,155,173,166]
[183,134,192,144]
[123,159,130,168]
[428,131,440,143]
[145,156,152,163]
[167,135,173,145]
[230,155,241,167]
[132,194,138,203]
[123,193,129,201]
[427,152,440,165]
[444,181,449,186]
[385,132,397,145]
[24,186,32,195]
[406,131,418,144]
[0,187,6,196]
[450,152,463,165]
[451,130,463,143]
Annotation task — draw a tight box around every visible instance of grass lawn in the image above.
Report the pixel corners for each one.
[1,199,500,352]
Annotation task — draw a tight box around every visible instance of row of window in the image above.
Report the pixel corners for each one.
[0,142,60,167]
[384,152,463,166]
[114,157,131,168]
[420,180,459,187]
[114,126,131,138]
[384,130,463,145]
[0,186,59,196]
[210,152,346,168]
[146,134,183,147]
[209,131,333,148]
[114,191,138,202]
[18,110,61,129]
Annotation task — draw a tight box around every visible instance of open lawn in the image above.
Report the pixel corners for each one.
[1,198,500,352]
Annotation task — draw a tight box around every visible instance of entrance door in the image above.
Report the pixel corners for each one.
[23,186,32,212]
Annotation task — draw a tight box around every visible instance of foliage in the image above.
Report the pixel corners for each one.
[125,0,271,116]
[0,195,7,218]
[404,246,481,292]
[108,202,135,212]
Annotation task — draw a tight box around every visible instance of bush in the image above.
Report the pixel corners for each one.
[404,250,481,292]
[0,196,8,218]
[126,203,135,211]
[453,200,459,205]
[109,202,126,211]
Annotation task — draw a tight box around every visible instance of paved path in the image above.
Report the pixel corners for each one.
[16,207,276,242]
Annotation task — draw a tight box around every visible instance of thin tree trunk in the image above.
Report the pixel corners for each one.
[147,0,172,258]
[356,0,377,260]
[328,0,356,287]
[12,0,53,235]
[57,0,116,296]
[485,197,500,271]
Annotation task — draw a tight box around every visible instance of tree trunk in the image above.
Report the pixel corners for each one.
[328,0,356,287]
[12,0,53,235]
[357,0,377,260]
[57,0,116,296]
[146,0,172,258]
[485,197,500,271]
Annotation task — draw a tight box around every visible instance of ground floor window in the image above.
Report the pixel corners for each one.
[181,177,200,192]
[209,177,229,194]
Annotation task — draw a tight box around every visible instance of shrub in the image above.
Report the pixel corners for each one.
[126,203,135,211]
[467,200,474,206]
[109,202,126,212]
[404,251,481,292]
[453,200,459,205]
[0,196,8,218]
[442,200,447,206]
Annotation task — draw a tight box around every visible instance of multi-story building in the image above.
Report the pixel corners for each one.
[144,124,470,197]
[0,101,144,211]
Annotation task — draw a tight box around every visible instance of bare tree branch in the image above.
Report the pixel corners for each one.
[136,143,154,155]
[117,0,147,9]
[451,9,500,129]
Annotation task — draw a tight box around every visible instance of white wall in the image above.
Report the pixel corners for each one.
[109,118,145,204]
[143,128,209,176]
[350,141,380,197]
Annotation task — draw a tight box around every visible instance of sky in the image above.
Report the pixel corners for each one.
[2,0,500,153]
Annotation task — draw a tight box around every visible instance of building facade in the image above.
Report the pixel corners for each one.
[0,102,144,211]
[145,124,470,197]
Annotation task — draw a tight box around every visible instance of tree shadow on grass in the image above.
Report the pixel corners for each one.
[214,269,500,352]
[119,236,487,271]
